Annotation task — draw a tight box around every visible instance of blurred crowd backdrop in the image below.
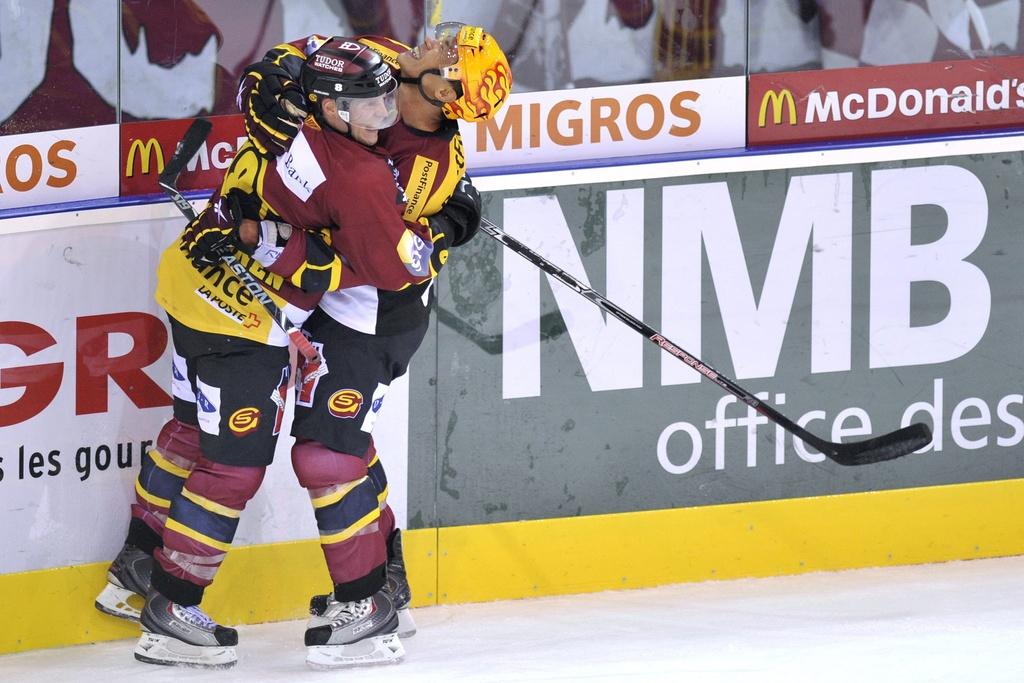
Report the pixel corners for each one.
[3,0,1022,135]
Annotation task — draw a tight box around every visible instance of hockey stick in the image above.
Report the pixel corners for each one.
[479,217,931,466]
[158,118,322,369]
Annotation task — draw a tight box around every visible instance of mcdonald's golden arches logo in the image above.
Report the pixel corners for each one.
[125,138,165,177]
[758,89,797,128]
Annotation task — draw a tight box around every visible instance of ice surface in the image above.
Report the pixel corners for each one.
[2,556,1022,682]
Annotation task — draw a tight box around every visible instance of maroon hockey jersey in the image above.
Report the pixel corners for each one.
[262,117,436,293]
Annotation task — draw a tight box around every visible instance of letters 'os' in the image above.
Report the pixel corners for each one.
[0,140,76,193]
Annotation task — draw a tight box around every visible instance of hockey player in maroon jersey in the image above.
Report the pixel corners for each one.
[232,26,510,664]
[97,39,463,670]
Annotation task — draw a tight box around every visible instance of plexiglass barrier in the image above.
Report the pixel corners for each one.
[3,0,1021,136]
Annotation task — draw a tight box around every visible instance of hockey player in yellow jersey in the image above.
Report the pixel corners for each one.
[96,23,511,671]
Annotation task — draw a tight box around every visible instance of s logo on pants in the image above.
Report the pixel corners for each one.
[229,407,261,435]
[328,389,363,419]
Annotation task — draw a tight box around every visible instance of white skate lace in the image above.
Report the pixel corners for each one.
[174,604,218,630]
[327,598,372,625]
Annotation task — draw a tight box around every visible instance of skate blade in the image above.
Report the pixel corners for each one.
[306,632,405,670]
[134,631,237,669]
[94,582,143,622]
[396,608,417,638]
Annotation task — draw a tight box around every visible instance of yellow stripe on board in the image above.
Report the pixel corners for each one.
[436,479,1024,603]
[0,530,437,654]
[2,480,1022,654]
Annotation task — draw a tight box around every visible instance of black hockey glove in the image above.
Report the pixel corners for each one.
[182,190,257,269]
[237,61,307,157]
[288,228,343,293]
[441,174,482,247]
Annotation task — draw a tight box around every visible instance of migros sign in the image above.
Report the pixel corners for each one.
[464,76,745,167]
[475,89,702,151]
[463,77,746,167]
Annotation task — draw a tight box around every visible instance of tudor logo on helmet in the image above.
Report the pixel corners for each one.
[301,37,400,130]
[313,54,346,73]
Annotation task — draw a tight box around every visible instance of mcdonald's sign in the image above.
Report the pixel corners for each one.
[749,57,1024,147]
[124,138,165,178]
[758,89,797,127]
[120,115,246,197]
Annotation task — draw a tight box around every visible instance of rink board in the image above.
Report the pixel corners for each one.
[424,140,1024,527]
[2,478,1024,653]
[5,135,1024,654]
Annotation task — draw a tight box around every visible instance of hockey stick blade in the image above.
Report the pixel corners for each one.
[159,118,212,189]
[480,217,933,467]
[805,422,932,466]
[158,118,322,369]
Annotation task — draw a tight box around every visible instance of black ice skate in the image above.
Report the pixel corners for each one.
[304,591,404,669]
[385,529,417,637]
[134,591,238,669]
[307,529,418,638]
[94,543,151,621]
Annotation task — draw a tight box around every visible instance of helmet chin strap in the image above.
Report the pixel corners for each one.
[399,70,450,108]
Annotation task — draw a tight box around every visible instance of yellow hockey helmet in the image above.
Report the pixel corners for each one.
[435,23,512,122]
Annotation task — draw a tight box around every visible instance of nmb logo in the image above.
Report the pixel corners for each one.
[758,88,797,127]
[500,166,991,399]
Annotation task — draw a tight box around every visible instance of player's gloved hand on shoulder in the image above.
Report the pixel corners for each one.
[181,191,257,269]
[441,174,482,247]
[237,61,307,157]
[257,225,343,292]
[289,228,343,292]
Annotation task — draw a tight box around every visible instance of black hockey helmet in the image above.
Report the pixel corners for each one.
[301,37,399,129]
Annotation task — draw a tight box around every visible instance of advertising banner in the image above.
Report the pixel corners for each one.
[429,151,1024,527]
[0,207,410,574]
[461,76,746,169]
[749,56,1024,146]
[120,114,246,197]
[0,125,119,211]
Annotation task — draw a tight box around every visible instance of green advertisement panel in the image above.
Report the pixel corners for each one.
[408,152,1024,528]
